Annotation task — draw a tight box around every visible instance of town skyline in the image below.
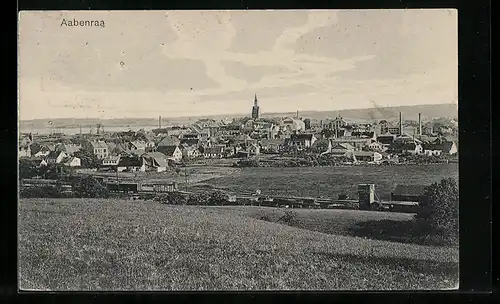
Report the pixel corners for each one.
[18,10,457,120]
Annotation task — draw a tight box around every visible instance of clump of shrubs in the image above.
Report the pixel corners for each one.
[417,177,459,245]
[71,175,109,198]
[19,186,64,198]
[155,190,229,206]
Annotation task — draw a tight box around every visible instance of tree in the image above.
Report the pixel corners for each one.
[71,175,109,198]
[74,149,101,168]
[417,178,459,242]
[321,129,335,139]
[188,192,211,205]
[19,159,39,179]
[303,118,311,130]
[208,190,229,206]
[311,140,329,154]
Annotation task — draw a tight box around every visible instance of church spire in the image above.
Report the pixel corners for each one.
[254,94,258,106]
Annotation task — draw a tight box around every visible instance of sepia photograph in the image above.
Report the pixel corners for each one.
[18,9,459,291]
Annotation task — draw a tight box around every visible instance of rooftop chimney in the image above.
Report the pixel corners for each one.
[399,112,403,136]
[418,113,422,136]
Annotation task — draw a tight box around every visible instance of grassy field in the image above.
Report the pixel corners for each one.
[200,163,459,199]
[19,199,458,291]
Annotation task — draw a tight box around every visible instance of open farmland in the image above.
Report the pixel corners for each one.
[199,163,459,199]
[19,199,458,291]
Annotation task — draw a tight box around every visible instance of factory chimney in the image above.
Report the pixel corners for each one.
[399,112,403,136]
[296,110,299,119]
[159,116,162,129]
[418,113,422,136]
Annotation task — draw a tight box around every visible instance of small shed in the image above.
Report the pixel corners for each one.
[390,184,427,202]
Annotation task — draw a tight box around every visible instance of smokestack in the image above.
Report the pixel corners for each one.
[399,112,403,136]
[296,110,299,119]
[159,116,162,129]
[418,113,422,136]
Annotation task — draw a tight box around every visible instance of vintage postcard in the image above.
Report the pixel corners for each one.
[18,10,459,291]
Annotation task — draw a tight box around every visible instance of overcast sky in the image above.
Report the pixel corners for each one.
[18,9,457,120]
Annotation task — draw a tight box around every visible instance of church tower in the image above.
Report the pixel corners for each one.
[251,94,260,119]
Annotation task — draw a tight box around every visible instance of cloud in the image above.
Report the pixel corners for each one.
[221,61,292,83]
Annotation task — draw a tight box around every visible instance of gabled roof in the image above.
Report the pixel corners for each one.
[89,141,108,149]
[117,156,143,167]
[392,184,427,197]
[290,133,315,141]
[142,152,168,168]
[160,146,180,157]
[259,138,285,147]
[157,136,181,147]
[330,142,355,150]
[46,150,65,159]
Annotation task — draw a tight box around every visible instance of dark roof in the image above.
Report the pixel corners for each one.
[179,138,201,146]
[351,131,375,138]
[290,133,315,141]
[392,184,427,197]
[117,156,143,167]
[157,136,180,147]
[158,146,179,157]
[142,152,168,168]
[204,146,224,154]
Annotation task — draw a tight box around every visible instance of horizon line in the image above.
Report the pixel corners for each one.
[19,102,458,122]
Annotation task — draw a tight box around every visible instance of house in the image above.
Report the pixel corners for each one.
[204,146,224,159]
[117,155,146,172]
[377,133,396,146]
[367,140,386,152]
[56,143,82,155]
[422,144,443,156]
[287,133,317,150]
[159,145,183,162]
[62,156,81,167]
[390,142,423,155]
[259,139,285,153]
[390,184,428,202]
[34,145,55,157]
[282,117,306,132]
[46,151,68,165]
[352,151,382,163]
[18,143,32,158]
[102,155,121,167]
[422,140,458,156]
[142,152,169,172]
[89,141,109,159]
[248,143,260,156]
[330,137,371,151]
[181,145,201,159]
[311,139,332,154]
[179,137,201,147]
[129,140,147,154]
[325,142,355,158]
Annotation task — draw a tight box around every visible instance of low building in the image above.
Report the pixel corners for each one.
[204,146,224,159]
[331,137,371,151]
[159,145,183,162]
[117,156,146,172]
[102,155,121,167]
[62,156,81,167]
[18,143,32,158]
[282,117,306,132]
[390,184,427,202]
[89,141,109,159]
[46,151,68,165]
[248,143,260,156]
[390,142,423,155]
[259,139,285,153]
[181,145,201,159]
[142,152,169,172]
[352,151,382,162]
[286,133,317,150]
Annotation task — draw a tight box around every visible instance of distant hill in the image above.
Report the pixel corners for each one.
[265,103,458,122]
[19,103,458,131]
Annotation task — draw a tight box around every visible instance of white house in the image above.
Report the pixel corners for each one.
[89,141,109,159]
[63,156,81,167]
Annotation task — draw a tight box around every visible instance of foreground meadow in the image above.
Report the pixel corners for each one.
[200,163,459,199]
[19,199,458,291]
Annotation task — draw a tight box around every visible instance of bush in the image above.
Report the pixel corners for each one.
[155,192,188,205]
[234,159,260,167]
[19,186,64,198]
[208,190,229,206]
[417,178,459,243]
[71,175,109,198]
